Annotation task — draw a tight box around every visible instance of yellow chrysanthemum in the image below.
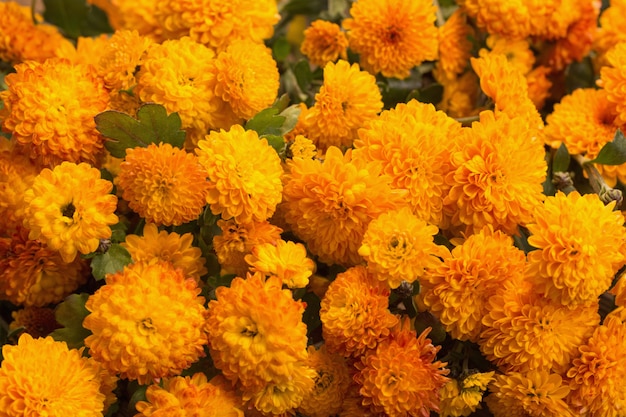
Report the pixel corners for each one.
[299,60,382,152]
[0,151,38,236]
[0,334,109,417]
[211,40,279,121]
[0,59,110,167]
[285,135,318,162]
[122,223,207,282]
[480,274,599,374]
[88,0,162,41]
[245,239,315,289]
[526,192,626,306]
[439,371,494,417]
[458,0,531,40]
[196,125,283,224]
[566,307,626,416]
[22,162,118,263]
[9,307,60,339]
[435,71,481,119]
[283,146,404,266]
[84,261,209,384]
[352,100,462,227]
[320,266,399,357]
[600,43,626,127]
[437,10,474,80]
[355,319,449,417]
[594,0,626,58]
[135,374,244,417]
[117,143,209,226]
[343,0,438,79]
[526,66,553,111]
[485,370,575,417]
[297,345,351,417]
[443,111,546,235]
[358,207,447,289]
[300,20,349,67]
[481,35,535,75]
[421,226,526,342]
[0,228,89,307]
[154,0,279,52]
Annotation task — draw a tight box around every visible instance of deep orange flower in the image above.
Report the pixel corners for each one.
[439,371,494,417]
[9,307,60,339]
[600,42,626,127]
[301,20,348,67]
[87,0,162,41]
[0,150,38,236]
[437,10,474,80]
[245,239,316,289]
[458,0,531,39]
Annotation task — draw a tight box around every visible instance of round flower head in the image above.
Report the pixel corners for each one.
[0,333,109,417]
[526,192,626,306]
[211,39,279,121]
[435,71,481,119]
[135,373,244,417]
[481,35,535,75]
[88,0,162,41]
[437,10,474,80]
[196,125,283,224]
[23,162,118,263]
[9,307,60,339]
[594,0,626,58]
[443,111,546,235]
[285,134,318,162]
[0,151,38,236]
[352,100,462,227]
[320,266,399,357]
[420,226,527,342]
[354,319,449,417]
[122,223,207,283]
[0,59,110,167]
[245,239,316,288]
[117,143,210,226]
[0,228,89,307]
[343,0,438,79]
[600,42,626,127]
[155,0,279,52]
[83,261,209,384]
[479,274,599,375]
[458,0,531,40]
[358,207,447,289]
[299,60,382,152]
[485,370,575,417]
[301,20,349,67]
[439,371,494,417]
[283,146,404,266]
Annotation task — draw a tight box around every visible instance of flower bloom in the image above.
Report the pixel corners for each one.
[87,0,162,41]
[439,371,495,417]
[22,162,118,263]
[0,58,110,167]
[0,150,38,236]
[320,266,399,357]
[135,374,244,417]
[526,192,626,306]
[600,42,626,127]
[343,0,438,79]
[122,223,207,283]
[196,125,283,224]
[117,143,210,226]
[300,20,348,67]
[245,239,316,288]
[83,261,209,384]
[437,10,474,80]
[458,0,531,40]
[0,333,112,417]
[9,307,60,339]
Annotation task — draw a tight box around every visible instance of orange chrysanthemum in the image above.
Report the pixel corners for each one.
[0,333,110,417]
[117,143,209,226]
[245,239,315,289]
[343,0,438,79]
[283,146,404,266]
[435,71,481,119]
[0,151,38,236]
[135,374,244,417]
[352,100,462,227]
[439,371,494,417]
[458,0,531,40]
[0,59,110,167]
[600,42,626,127]
[285,135,318,162]
[0,228,89,307]
[594,0,626,58]
[301,20,348,67]
[122,223,207,282]
[88,0,162,41]
[526,192,626,306]
[421,226,526,342]
[437,10,474,80]
[299,60,382,152]
[526,66,553,111]
[196,125,283,224]
[320,266,399,357]
[485,370,575,417]
[358,207,446,289]
[480,35,535,75]
[354,319,449,417]
[84,261,209,384]
[22,162,118,263]
[9,307,60,339]
[443,111,546,235]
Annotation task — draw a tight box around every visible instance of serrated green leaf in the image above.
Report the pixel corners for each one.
[43,0,88,39]
[245,108,286,136]
[588,129,626,166]
[90,244,132,281]
[80,4,113,36]
[50,293,92,349]
[264,134,287,154]
[110,221,128,243]
[293,60,313,92]
[272,38,291,62]
[96,104,186,158]
[552,143,571,173]
[272,94,291,114]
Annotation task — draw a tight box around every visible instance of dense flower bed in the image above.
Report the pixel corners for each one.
[1,0,626,416]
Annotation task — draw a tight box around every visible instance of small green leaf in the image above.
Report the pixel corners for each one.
[293,60,314,92]
[272,94,291,114]
[96,104,186,158]
[80,4,113,37]
[128,384,148,412]
[279,104,301,135]
[110,222,128,244]
[245,108,285,137]
[272,38,291,62]
[552,143,571,173]
[264,134,287,154]
[43,0,88,39]
[588,129,626,166]
[50,293,92,349]
[90,244,132,281]
[415,83,444,105]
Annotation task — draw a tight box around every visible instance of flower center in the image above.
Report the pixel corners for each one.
[137,317,156,335]
[61,202,76,219]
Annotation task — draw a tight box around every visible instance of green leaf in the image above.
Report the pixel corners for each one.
[80,4,113,36]
[128,384,148,412]
[588,129,626,166]
[245,108,285,137]
[50,293,92,349]
[552,143,571,173]
[272,38,291,62]
[414,84,444,105]
[95,104,186,158]
[293,60,314,92]
[279,104,301,135]
[264,134,287,154]
[110,221,128,243]
[43,0,88,39]
[90,244,132,281]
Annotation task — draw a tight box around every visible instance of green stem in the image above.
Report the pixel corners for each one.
[573,154,623,209]
[433,0,446,27]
